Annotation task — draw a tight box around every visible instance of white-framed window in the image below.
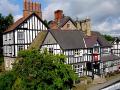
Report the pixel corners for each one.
[74,65,83,74]
[18,31,24,40]
[49,48,53,54]
[74,50,83,57]
[17,31,24,44]
[18,45,24,51]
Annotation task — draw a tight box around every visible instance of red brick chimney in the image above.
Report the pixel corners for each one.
[23,0,42,18]
[54,10,63,22]
[23,0,29,17]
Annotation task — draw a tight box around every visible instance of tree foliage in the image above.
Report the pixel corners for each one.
[0,13,14,55]
[103,34,113,41]
[0,71,16,90]
[0,13,14,32]
[0,49,77,90]
[43,19,49,28]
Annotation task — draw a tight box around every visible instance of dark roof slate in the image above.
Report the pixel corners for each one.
[101,54,120,62]
[58,16,76,28]
[49,29,85,50]
[87,31,112,47]
[85,36,97,48]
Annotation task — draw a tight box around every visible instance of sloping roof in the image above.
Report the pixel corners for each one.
[58,16,76,28]
[89,31,112,47]
[49,16,76,29]
[85,36,98,48]
[4,13,49,33]
[28,31,47,50]
[49,29,85,50]
[4,17,25,33]
[101,54,120,62]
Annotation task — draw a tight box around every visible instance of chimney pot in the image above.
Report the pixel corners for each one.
[23,0,42,18]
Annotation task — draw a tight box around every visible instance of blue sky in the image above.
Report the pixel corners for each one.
[2,0,48,16]
[0,0,120,36]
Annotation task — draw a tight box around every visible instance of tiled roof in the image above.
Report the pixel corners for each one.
[49,16,76,29]
[49,29,85,50]
[85,36,98,48]
[4,13,49,33]
[58,16,76,28]
[4,17,25,33]
[101,54,120,62]
[90,31,112,47]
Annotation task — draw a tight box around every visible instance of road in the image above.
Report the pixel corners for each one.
[88,76,120,90]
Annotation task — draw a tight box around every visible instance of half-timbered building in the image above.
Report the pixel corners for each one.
[29,30,120,77]
[111,37,120,56]
[3,0,48,70]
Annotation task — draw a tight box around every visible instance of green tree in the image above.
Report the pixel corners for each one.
[0,13,14,32]
[4,14,14,30]
[12,49,77,90]
[103,34,113,41]
[44,19,49,28]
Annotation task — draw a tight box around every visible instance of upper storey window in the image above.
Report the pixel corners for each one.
[17,31,24,44]
[18,31,24,40]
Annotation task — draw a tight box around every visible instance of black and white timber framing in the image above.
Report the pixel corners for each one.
[3,13,48,70]
[39,30,120,77]
[112,37,120,56]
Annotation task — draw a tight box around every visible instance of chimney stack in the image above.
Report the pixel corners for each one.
[23,0,29,17]
[23,0,42,18]
[54,10,63,22]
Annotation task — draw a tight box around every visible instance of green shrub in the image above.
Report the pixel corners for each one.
[0,71,16,90]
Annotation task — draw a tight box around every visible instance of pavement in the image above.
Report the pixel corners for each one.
[87,75,120,90]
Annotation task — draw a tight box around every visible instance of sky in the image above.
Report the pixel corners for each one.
[0,0,120,36]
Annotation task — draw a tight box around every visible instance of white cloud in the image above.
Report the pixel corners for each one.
[0,0,20,16]
[94,17,120,36]
[14,14,22,21]
[42,0,120,36]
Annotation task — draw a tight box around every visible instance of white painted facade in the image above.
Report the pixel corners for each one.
[3,14,48,70]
